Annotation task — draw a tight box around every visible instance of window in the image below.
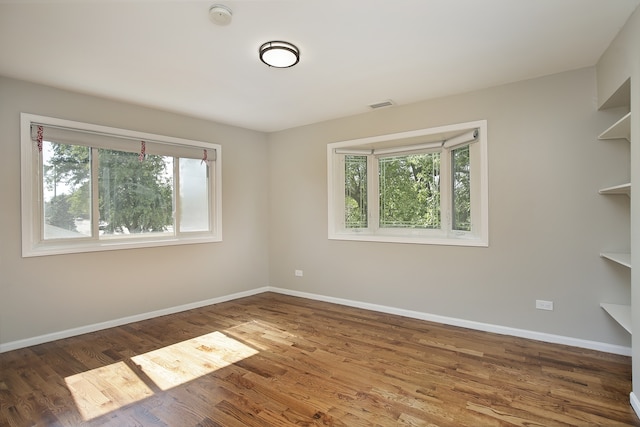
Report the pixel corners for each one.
[328,120,488,246]
[21,113,222,257]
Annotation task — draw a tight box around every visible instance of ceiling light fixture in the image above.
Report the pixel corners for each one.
[259,41,300,68]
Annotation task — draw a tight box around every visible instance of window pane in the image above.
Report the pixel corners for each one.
[42,141,91,240]
[179,158,210,232]
[98,149,174,236]
[345,155,368,228]
[379,153,440,229]
[452,145,471,231]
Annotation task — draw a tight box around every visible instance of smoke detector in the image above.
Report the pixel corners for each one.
[209,5,232,26]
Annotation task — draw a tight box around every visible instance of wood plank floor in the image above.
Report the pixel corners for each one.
[0,292,637,426]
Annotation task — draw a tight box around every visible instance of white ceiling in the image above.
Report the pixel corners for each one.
[1,0,638,132]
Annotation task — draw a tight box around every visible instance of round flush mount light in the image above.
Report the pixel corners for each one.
[259,41,300,68]
[209,4,232,26]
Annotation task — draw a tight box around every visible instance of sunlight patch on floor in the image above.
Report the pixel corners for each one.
[131,331,258,390]
[65,331,258,421]
[65,361,154,420]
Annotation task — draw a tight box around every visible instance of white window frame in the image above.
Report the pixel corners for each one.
[20,113,222,257]
[327,120,488,246]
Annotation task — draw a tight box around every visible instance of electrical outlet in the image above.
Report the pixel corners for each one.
[294,270,303,277]
[535,300,554,311]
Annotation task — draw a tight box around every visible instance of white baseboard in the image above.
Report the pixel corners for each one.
[268,287,632,357]
[1,285,632,358]
[0,287,269,353]
[631,392,640,418]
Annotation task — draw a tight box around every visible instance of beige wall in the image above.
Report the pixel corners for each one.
[0,65,634,350]
[597,5,640,108]
[0,77,270,345]
[268,67,632,347]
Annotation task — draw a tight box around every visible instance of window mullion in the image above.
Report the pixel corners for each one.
[440,147,452,233]
[174,157,180,235]
[207,162,213,233]
[91,148,100,240]
[337,154,346,230]
[369,155,379,232]
[469,142,481,234]
[36,143,44,243]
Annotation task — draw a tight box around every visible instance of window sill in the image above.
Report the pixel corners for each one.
[328,232,488,247]
[22,234,222,258]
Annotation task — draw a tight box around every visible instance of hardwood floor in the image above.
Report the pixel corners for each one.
[0,292,637,426]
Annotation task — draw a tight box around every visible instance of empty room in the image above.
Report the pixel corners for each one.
[1,1,640,425]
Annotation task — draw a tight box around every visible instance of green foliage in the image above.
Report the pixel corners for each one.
[44,143,90,190]
[45,194,77,231]
[379,153,440,229]
[344,156,368,228]
[43,142,90,230]
[98,150,173,234]
[452,146,471,231]
[342,145,472,232]
[68,182,91,219]
[44,142,173,235]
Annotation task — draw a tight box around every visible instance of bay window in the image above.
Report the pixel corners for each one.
[328,120,488,246]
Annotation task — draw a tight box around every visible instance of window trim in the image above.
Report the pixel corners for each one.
[20,113,222,257]
[327,120,488,247]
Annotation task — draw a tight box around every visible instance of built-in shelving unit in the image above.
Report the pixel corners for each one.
[600,303,632,334]
[594,14,636,416]
[598,106,631,333]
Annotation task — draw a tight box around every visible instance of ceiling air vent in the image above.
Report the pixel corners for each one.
[368,100,395,110]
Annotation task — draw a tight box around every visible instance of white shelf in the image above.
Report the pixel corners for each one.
[598,112,631,141]
[600,252,632,268]
[600,303,632,334]
[599,183,631,197]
